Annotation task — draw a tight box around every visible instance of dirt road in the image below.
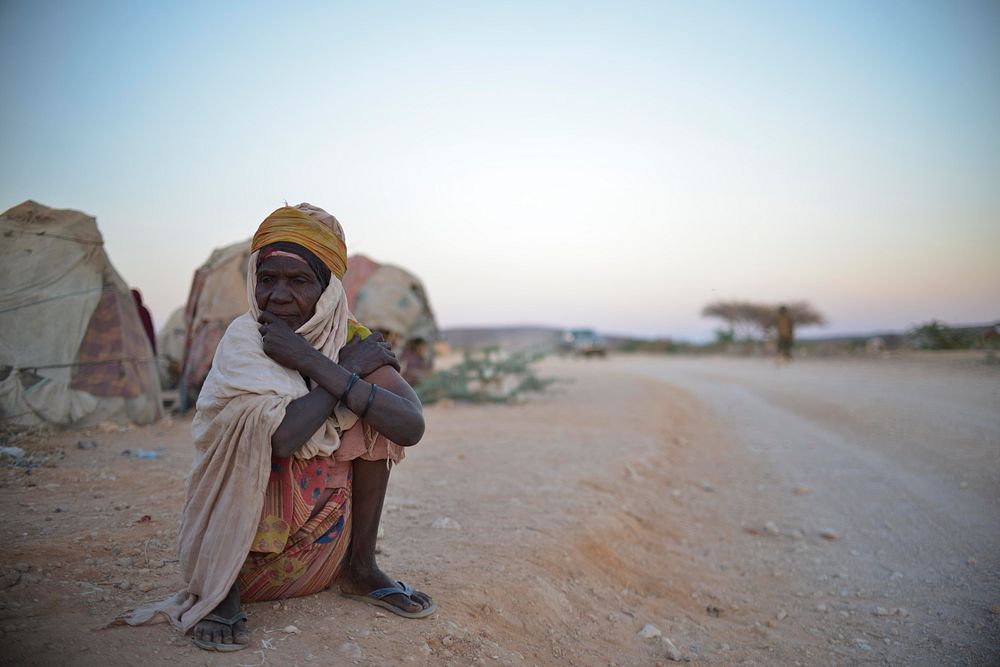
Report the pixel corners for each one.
[1,353,997,666]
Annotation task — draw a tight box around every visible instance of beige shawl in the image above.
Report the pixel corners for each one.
[124,252,357,632]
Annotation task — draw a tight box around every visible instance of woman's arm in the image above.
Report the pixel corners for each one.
[259,313,423,455]
[269,386,339,458]
[304,360,425,447]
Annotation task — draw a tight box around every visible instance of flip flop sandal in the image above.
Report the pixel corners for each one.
[191,610,250,652]
[342,580,438,619]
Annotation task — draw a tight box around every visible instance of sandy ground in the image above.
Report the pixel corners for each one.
[1,352,998,666]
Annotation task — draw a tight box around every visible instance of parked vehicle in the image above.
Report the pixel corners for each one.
[561,329,607,357]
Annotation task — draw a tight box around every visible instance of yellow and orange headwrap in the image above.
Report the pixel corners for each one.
[251,203,348,280]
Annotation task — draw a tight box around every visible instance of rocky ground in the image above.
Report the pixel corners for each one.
[0,352,997,666]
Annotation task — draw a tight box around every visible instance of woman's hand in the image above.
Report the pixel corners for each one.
[338,331,401,377]
[258,311,318,372]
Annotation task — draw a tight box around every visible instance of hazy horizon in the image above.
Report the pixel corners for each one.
[2,1,998,341]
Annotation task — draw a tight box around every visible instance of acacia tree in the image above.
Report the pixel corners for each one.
[702,300,826,341]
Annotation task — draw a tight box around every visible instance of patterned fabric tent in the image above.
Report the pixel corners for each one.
[0,201,162,427]
[176,239,251,409]
[156,306,186,390]
[343,254,438,386]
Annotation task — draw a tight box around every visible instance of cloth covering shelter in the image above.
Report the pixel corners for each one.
[156,306,186,389]
[176,239,252,409]
[0,201,162,427]
[177,244,437,409]
[343,254,438,386]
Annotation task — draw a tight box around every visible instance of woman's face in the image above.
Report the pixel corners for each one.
[255,255,323,330]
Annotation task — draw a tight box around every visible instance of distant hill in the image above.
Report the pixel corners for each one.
[442,326,564,351]
[442,320,999,354]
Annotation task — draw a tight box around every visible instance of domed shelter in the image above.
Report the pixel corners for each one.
[156,306,186,390]
[0,201,162,427]
[176,243,437,410]
[176,239,251,409]
[343,254,438,386]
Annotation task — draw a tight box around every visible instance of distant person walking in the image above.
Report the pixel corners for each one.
[776,305,794,360]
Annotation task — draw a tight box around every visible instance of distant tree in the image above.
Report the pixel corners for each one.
[908,320,971,350]
[702,300,826,341]
[713,328,735,345]
[701,301,767,340]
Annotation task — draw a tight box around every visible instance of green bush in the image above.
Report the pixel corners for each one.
[417,347,556,405]
[908,320,972,350]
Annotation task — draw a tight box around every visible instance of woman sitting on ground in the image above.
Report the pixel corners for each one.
[126,203,435,651]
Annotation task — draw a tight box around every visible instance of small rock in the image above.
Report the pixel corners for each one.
[815,604,827,613]
[853,638,872,652]
[373,611,387,618]
[766,619,779,628]
[607,611,627,623]
[701,482,715,493]
[272,602,282,610]
[117,581,131,591]
[283,625,300,634]
[638,624,662,639]
[77,441,98,450]
[967,557,977,566]
[338,641,363,660]
[137,581,154,593]
[890,571,904,581]
[441,635,454,647]
[873,606,909,617]
[661,636,682,661]
[706,606,723,618]
[793,485,812,495]
[764,521,780,536]
[419,642,432,656]
[431,517,461,530]
[776,610,787,621]
[819,528,840,541]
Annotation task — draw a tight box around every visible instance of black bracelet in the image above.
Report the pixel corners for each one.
[359,383,378,419]
[341,372,360,404]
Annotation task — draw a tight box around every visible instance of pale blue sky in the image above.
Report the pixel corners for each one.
[2,1,998,339]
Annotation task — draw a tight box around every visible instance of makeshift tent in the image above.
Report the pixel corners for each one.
[0,201,162,427]
[343,254,438,386]
[177,239,251,409]
[156,306,186,389]
[176,244,437,409]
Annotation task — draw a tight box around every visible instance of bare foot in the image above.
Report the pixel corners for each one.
[340,563,434,616]
[191,583,250,650]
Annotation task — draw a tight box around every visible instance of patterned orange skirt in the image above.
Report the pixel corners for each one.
[237,423,403,602]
